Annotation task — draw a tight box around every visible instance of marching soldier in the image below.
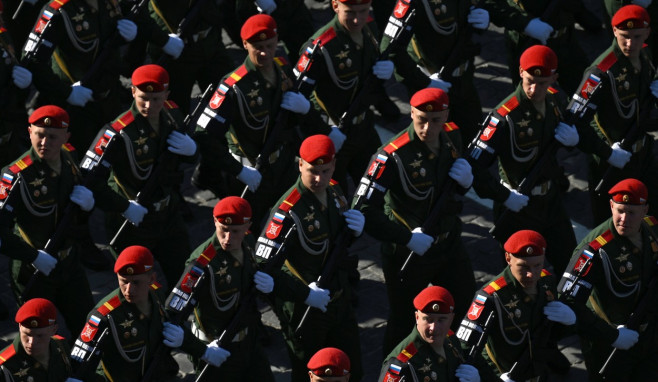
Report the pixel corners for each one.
[559,178,658,381]
[255,135,365,382]
[357,88,476,355]
[307,347,351,382]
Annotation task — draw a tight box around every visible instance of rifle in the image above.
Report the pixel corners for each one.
[155,0,212,66]
[436,0,482,83]
[108,83,214,250]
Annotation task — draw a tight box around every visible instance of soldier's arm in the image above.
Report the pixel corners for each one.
[124,0,170,49]
[70,310,111,379]
[456,291,501,377]
[480,0,532,32]
[571,68,613,159]
[468,114,511,202]
[0,174,40,263]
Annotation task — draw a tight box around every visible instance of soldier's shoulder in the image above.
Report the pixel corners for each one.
[495,94,521,118]
[590,46,618,73]
[481,274,509,295]
[310,23,339,47]
[44,0,72,11]
[0,341,17,366]
[382,130,412,154]
[110,109,137,132]
[94,290,123,316]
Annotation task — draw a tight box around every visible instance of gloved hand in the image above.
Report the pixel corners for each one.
[406,227,433,255]
[70,185,95,212]
[122,200,148,226]
[162,322,184,348]
[455,364,480,382]
[167,130,197,156]
[523,17,554,44]
[632,0,652,8]
[499,373,517,382]
[237,165,262,192]
[33,250,57,276]
[256,0,277,14]
[343,209,365,236]
[254,271,274,294]
[281,91,311,115]
[162,33,184,59]
[328,126,346,152]
[304,282,330,312]
[449,158,473,188]
[543,301,576,325]
[66,82,93,107]
[554,122,579,147]
[607,142,632,169]
[467,6,489,30]
[372,60,394,80]
[612,325,639,350]
[504,189,529,212]
[428,72,452,92]
[117,19,137,42]
[202,340,231,367]
[650,79,658,98]
[12,65,32,89]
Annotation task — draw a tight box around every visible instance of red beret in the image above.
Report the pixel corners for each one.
[410,88,449,112]
[300,134,335,165]
[612,5,650,30]
[413,286,455,314]
[520,45,558,77]
[241,14,277,42]
[504,230,546,257]
[307,347,351,377]
[336,0,371,4]
[114,246,154,275]
[29,105,69,129]
[132,64,169,92]
[15,298,57,328]
[213,196,252,225]
[609,178,648,205]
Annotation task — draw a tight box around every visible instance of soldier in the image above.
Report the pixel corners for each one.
[468,45,578,276]
[180,196,274,381]
[0,298,73,382]
[0,105,94,337]
[255,135,365,382]
[307,347,351,382]
[357,88,476,355]
[458,230,576,381]
[83,64,197,287]
[558,179,658,381]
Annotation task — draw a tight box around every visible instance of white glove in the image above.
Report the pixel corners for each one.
[237,165,262,192]
[70,185,95,212]
[406,227,433,255]
[455,364,480,382]
[167,130,197,156]
[256,0,277,13]
[504,189,529,212]
[372,60,394,80]
[612,325,639,350]
[467,6,489,30]
[328,126,346,152]
[12,65,32,89]
[33,250,57,276]
[543,301,576,325]
[281,91,311,115]
[523,17,554,44]
[117,19,137,42]
[162,33,184,59]
[650,80,658,98]
[428,72,452,92]
[343,209,365,236]
[449,158,473,188]
[254,271,274,294]
[607,142,632,169]
[499,373,516,382]
[202,340,231,367]
[122,200,148,226]
[162,322,184,348]
[632,0,652,8]
[304,282,330,312]
[554,122,579,147]
[66,82,93,107]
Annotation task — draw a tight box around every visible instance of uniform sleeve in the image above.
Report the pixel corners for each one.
[0,172,40,263]
[480,0,532,32]
[70,310,110,379]
[468,113,511,202]
[125,1,170,48]
[571,67,613,159]
[379,21,430,93]
[180,326,207,359]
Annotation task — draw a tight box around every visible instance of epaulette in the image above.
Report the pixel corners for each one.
[447,329,455,336]
[589,229,614,251]
[164,100,178,109]
[196,243,218,266]
[225,65,248,87]
[9,154,33,174]
[62,143,75,152]
[150,281,162,291]
[483,275,507,295]
[443,122,459,132]
[329,179,338,186]
[596,51,617,72]
[111,111,134,131]
[53,334,66,340]
[48,0,70,11]
[547,86,559,94]
[274,56,288,67]
[0,344,16,364]
[496,96,519,117]
[278,188,301,213]
[97,295,121,316]
[383,132,411,154]
[312,27,337,46]
[367,15,375,23]
[395,342,417,362]
[540,269,551,277]
[644,216,658,226]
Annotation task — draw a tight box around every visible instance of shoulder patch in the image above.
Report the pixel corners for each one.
[313,27,337,46]
[329,179,339,186]
[274,56,288,67]
[278,188,301,213]
[97,295,121,316]
[589,229,614,251]
[0,344,16,364]
[150,281,162,291]
[597,51,617,72]
[540,269,551,277]
[225,65,248,87]
[197,243,218,266]
[9,154,33,174]
[48,0,70,10]
[547,86,558,94]
[62,143,75,152]
[497,96,519,117]
[111,111,134,131]
[644,216,658,226]
[483,276,507,295]
[164,100,178,109]
[383,132,411,154]
[53,334,66,340]
[396,342,417,362]
[443,122,459,132]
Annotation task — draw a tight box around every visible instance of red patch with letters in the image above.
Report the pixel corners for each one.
[367,161,385,179]
[467,301,484,320]
[574,254,593,276]
[180,274,196,294]
[80,322,98,342]
[209,91,224,109]
[296,54,310,73]
[94,137,108,156]
[0,182,9,200]
[384,373,400,382]
[35,18,47,34]
[393,0,410,18]
[265,221,282,239]
[480,126,496,141]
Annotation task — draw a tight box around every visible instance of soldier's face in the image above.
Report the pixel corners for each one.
[243,37,278,69]
[118,272,156,305]
[333,1,371,33]
[610,200,648,237]
[505,253,545,289]
[519,70,557,103]
[614,27,650,59]
[28,125,70,162]
[308,372,351,381]
[19,324,56,358]
[299,159,336,194]
[131,87,170,119]
[214,219,251,251]
[415,311,453,345]
[411,107,449,145]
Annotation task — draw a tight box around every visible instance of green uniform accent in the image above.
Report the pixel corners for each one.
[0,335,72,382]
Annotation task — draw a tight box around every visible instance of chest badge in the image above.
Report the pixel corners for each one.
[410,159,422,168]
[517,119,530,128]
[120,319,134,328]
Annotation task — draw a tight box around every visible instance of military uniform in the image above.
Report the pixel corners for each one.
[0,31,29,168]
[0,335,72,382]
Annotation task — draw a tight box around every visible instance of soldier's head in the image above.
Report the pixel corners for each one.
[609,178,649,237]
[612,5,650,59]
[131,64,170,120]
[213,196,252,251]
[241,14,278,69]
[307,347,351,381]
[518,45,558,103]
[28,105,70,163]
[332,0,371,33]
[410,88,450,147]
[299,135,336,194]
[504,230,546,289]
[413,286,455,346]
[115,246,157,305]
[16,298,58,358]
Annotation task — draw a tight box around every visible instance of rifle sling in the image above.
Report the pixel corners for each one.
[149,0,175,33]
